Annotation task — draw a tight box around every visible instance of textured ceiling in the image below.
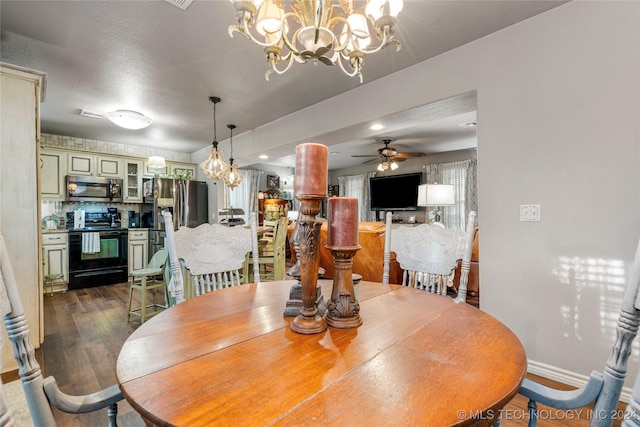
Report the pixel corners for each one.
[0,0,567,169]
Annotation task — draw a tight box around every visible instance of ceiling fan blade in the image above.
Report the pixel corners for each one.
[393,152,426,159]
[351,154,380,158]
[361,158,381,164]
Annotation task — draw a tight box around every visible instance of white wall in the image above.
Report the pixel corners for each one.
[222,1,640,388]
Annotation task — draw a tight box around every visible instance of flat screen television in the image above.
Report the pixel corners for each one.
[369,173,422,211]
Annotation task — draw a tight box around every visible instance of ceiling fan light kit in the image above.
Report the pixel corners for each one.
[228,0,403,82]
[354,139,425,171]
[105,110,152,130]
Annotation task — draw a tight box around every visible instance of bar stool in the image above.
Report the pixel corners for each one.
[127,249,169,324]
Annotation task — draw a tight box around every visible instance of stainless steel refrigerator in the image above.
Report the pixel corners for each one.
[141,178,208,258]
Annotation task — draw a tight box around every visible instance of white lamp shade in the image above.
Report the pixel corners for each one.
[147,156,166,168]
[417,184,455,206]
[106,110,152,130]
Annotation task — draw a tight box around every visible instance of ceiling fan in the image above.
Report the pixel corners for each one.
[352,139,426,171]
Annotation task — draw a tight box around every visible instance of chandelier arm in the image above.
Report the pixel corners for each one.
[336,58,363,83]
[279,13,306,55]
[266,55,297,81]
[235,18,283,48]
[350,29,394,55]
[328,16,351,52]
[328,16,399,56]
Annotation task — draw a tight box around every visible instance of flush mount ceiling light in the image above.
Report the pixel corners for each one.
[223,124,244,189]
[200,97,229,182]
[229,0,403,82]
[105,110,152,130]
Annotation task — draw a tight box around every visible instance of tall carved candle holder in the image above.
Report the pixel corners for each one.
[290,143,328,335]
[325,197,362,328]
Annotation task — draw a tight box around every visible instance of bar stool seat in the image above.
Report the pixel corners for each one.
[127,249,168,324]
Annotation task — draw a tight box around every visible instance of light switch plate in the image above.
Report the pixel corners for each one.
[520,204,541,222]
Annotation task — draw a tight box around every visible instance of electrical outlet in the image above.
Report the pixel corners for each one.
[520,204,541,222]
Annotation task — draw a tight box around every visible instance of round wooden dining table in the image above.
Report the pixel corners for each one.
[116,280,526,426]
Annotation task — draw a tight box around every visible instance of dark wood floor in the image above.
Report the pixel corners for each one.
[38,282,624,426]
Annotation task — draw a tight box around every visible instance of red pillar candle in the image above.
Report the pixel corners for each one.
[327,197,359,247]
[294,143,328,197]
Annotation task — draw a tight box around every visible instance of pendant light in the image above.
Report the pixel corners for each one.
[199,96,228,181]
[223,124,243,189]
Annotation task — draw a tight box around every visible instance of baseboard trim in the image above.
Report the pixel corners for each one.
[527,359,631,404]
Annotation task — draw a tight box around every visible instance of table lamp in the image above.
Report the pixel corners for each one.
[417,183,455,227]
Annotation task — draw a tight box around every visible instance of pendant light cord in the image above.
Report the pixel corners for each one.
[227,124,236,164]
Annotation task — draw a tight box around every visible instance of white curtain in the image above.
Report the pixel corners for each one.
[338,172,376,221]
[226,169,262,222]
[424,159,477,229]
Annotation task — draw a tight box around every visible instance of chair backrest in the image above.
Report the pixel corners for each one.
[174,220,259,297]
[261,219,278,243]
[516,238,640,427]
[258,216,289,281]
[146,248,168,271]
[0,234,123,426]
[163,211,185,304]
[272,217,288,256]
[383,211,477,303]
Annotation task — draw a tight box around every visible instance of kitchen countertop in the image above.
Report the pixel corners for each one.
[42,227,149,234]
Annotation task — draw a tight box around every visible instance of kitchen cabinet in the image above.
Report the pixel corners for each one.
[124,160,143,203]
[67,153,95,176]
[128,229,148,275]
[169,162,197,180]
[42,232,68,294]
[143,160,168,177]
[1,63,45,369]
[97,155,124,178]
[40,148,67,200]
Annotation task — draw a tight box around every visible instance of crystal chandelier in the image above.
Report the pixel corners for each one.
[229,0,403,82]
[200,97,228,181]
[224,124,244,189]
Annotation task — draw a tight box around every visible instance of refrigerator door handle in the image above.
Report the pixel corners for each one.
[179,180,186,228]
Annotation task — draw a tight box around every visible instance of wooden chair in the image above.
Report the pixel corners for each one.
[259,219,278,246]
[0,234,123,426]
[258,216,288,281]
[383,211,477,303]
[162,211,185,305]
[173,218,259,299]
[127,248,168,324]
[506,238,640,427]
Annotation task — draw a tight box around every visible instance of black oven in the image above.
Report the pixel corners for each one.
[68,230,128,289]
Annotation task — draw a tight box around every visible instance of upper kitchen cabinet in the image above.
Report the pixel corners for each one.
[143,160,168,177]
[97,155,124,178]
[169,162,196,180]
[67,153,95,176]
[124,159,143,203]
[40,148,67,200]
[1,62,46,371]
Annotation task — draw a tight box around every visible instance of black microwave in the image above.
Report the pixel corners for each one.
[66,175,123,203]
